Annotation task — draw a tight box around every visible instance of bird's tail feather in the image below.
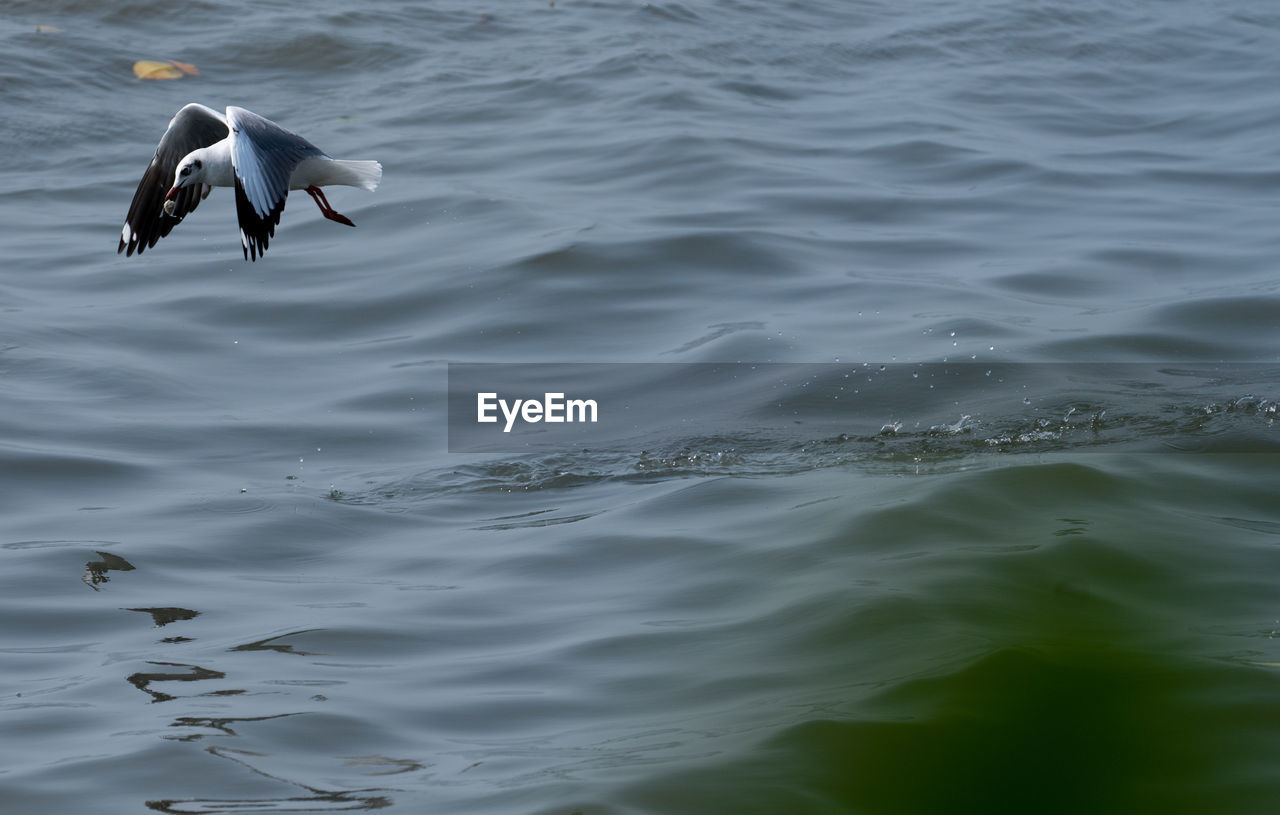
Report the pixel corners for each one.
[328,159,383,192]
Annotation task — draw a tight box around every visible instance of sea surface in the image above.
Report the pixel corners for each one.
[3,1,1280,813]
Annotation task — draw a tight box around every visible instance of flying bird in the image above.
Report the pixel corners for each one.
[118,104,382,261]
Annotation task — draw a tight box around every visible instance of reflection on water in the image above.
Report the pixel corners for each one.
[125,607,200,627]
[232,631,326,656]
[169,714,296,740]
[83,551,135,590]
[146,745,393,813]
[127,662,226,704]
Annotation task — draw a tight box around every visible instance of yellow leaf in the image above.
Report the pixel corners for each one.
[35,24,61,33]
[133,60,184,80]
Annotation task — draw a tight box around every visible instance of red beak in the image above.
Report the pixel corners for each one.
[165,186,179,201]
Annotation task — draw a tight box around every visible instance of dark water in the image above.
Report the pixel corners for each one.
[3,1,1280,813]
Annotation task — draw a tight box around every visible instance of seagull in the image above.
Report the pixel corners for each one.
[118,104,382,261]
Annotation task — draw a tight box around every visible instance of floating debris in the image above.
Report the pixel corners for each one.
[132,59,200,81]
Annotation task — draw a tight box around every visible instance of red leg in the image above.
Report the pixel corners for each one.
[306,186,356,227]
[310,185,334,210]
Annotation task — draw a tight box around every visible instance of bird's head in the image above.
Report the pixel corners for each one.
[165,153,206,201]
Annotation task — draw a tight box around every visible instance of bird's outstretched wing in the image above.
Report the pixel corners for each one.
[118,103,228,257]
[226,106,324,261]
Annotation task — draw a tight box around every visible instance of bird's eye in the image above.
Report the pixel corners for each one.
[181,166,191,176]
[194,159,202,169]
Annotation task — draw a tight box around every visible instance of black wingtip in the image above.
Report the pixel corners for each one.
[234,177,281,262]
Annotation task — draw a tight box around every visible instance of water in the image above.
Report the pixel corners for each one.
[3,1,1280,812]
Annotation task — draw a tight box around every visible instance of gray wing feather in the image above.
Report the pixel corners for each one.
[226,107,324,260]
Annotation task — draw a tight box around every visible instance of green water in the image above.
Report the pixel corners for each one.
[601,457,1280,814]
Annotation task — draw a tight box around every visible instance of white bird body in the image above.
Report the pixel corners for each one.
[172,142,379,195]
[118,104,381,261]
